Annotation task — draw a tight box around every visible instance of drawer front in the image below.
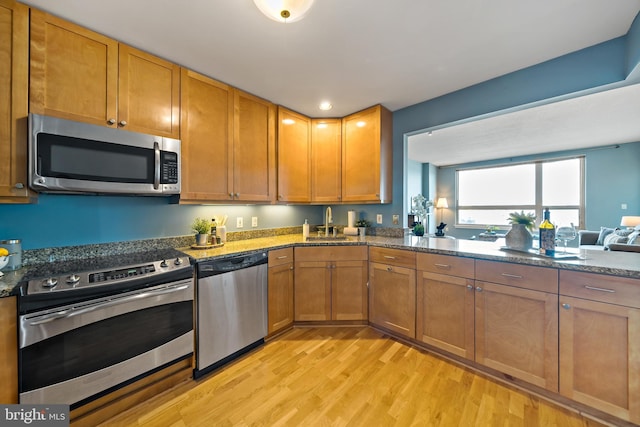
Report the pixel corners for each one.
[560,270,640,308]
[268,247,294,267]
[416,253,474,279]
[369,247,416,269]
[295,246,367,262]
[476,260,558,293]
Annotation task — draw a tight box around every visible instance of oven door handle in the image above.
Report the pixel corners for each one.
[28,284,191,325]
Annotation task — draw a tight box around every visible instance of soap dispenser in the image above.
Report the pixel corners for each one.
[303,219,310,239]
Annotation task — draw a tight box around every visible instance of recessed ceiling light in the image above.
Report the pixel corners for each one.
[319,102,333,111]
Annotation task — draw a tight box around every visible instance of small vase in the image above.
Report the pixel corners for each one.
[505,224,533,251]
[195,233,209,246]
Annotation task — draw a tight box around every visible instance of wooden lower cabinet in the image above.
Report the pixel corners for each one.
[369,247,416,338]
[267,248,294,335]
[294,246,368,322]
[0,296,17,403]
[559,271,640,423]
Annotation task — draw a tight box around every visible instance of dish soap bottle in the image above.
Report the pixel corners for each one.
[303,219,309,239]
[539,208,555,256]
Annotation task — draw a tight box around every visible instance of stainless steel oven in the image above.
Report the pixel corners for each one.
[17,250,194,408]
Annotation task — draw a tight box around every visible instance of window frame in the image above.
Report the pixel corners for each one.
[454,156,585,230]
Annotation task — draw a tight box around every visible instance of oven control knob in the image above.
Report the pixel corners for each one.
[42,278,58,288]
[174,257,183,266]
[160,259,168,268]
[66,274,80,284]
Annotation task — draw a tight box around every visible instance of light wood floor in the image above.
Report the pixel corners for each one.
[102,327,608,427]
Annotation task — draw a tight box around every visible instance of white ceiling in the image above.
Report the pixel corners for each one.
[20,0,640,164]
[408,83,640,166]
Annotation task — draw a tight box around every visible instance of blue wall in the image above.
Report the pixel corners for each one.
[2,12,640,250]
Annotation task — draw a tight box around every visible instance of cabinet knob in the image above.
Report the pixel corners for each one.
[386,266,393,272]
[561,303,571,310]
[229,193,234,199]
[14,183,24,189]
[475,286,483,292]
[118,120,127,127]
[289,266,294,270]
[107,118,116,125]
[235,193,240,198]
[466,285,474,290]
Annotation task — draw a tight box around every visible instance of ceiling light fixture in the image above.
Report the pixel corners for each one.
[319,101,332,111]
[253,0,315,23]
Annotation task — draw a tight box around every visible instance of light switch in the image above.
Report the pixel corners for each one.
[376,214,383,224]
[252,217,258,227]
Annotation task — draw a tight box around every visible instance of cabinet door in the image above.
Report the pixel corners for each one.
[332,260,368,321]
[311,119,342,203]
[342,105,392,203]
[475,281,558,392]
[369,262,416,338]
[118,44,180,138]
[180,69,233,202]
[0,296,18,403]
[277,107,311,203]
[0,0,30,202]
[267,262,294,335]
[233,90,276,202]
[30,9,118,127]
[294,261,331,321]
[416,271,475,359]
[559,296,640,423]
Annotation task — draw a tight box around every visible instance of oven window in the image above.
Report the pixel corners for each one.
[20,301,193,393]
[37,133,154,183]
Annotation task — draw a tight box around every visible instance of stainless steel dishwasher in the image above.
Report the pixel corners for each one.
[194,252,268,379]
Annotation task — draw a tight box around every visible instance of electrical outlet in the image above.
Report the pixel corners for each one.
[252,216,258,227]
[236,217,244,228]
[392,215,399,225]
[376,214,383,224]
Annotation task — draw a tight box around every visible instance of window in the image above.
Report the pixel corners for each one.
[456,157,584,229]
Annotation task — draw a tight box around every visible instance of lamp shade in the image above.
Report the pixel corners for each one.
[253,0,315,23]
[620,216,640,228]
[436,198,448,209]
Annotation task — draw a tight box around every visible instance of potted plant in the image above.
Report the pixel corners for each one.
[411,194,433,236]
[413,223,425,236]
[355,219,371,237]
[505,211,536,250]
[192,217,211,246]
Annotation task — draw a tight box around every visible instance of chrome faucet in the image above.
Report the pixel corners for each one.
[325,206,333,237]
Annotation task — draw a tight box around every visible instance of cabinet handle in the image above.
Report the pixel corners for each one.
[466,285,474,290]
[584,285,615,293]
[107,118,116,125]
[434,263,451,269]
[118,120,127,127]
[475,286,483,292]
[276,255,288,260]
[383,256,397,260]
[561,303,571,309]
[501,273,523,279]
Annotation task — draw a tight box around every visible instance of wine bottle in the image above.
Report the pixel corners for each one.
[539,208,555,256]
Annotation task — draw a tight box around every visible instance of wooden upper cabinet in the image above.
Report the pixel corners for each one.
[342,105,392,203]
[311,119,342,203]
[233,90,276,202]
[118,45,180,138]
[180,75,275,203]
[277,107,311,203]
[180,69,233,201]
[0,0,32,203]
[29,10,180,138]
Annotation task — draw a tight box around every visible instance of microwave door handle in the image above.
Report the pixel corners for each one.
[154,141,160,190]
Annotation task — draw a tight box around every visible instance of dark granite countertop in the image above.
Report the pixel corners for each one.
[2,234,639,299]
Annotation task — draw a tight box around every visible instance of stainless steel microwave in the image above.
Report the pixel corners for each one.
[29,114,181,196]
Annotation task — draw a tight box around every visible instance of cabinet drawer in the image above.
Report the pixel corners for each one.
[268,247,294,267]
[416,253,474,279]
[369,247,416,269]
[560,270,640,308]
[476,260,557,293]
[295,246,367,262]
